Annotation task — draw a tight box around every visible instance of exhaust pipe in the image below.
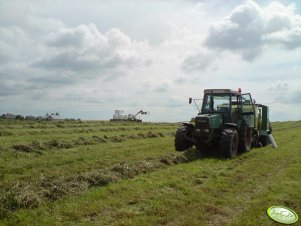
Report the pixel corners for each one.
[267,131,277,148]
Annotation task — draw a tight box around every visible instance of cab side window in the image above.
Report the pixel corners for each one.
[241,94,253,113]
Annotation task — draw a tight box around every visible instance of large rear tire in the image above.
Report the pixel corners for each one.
[239,123,252,152]
[220,129,238,158]
[175,125,194,151]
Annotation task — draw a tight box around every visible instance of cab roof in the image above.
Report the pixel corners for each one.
[204,89,239,94]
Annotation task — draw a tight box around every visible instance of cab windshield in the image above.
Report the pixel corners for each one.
[202,94,230,113]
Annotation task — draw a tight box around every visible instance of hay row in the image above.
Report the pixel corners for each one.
[10,132,175,153]
[0,149,201,219]
[10,122,175,130]
[0,126,176,137]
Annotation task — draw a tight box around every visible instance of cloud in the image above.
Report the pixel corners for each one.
[262,27,301,49]
[0,26,28,64]
[159,24,203,60]
[203,1,301,60]
[267,80,301,105]
[35,24,153,72]
[0,26,26,43]
[181,1,301,72]
[0,80,20,96]
[0,22,154,103]
[139,79,173,93]
[0,41,14,64]
[154,80,173,92]
[269,80,289,91]
[182,49,215,72]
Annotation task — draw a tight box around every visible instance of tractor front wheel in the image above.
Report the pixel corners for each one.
[175,125,194,151]
[220,129,238,158]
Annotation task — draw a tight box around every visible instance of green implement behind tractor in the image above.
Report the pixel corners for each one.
[175,89,276,158]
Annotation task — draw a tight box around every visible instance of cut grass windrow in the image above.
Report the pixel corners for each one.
[0,125,177,137]
[0,148,201,219]
[7,132,175,153]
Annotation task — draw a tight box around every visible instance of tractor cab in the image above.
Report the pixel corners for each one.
[200,89,255,127]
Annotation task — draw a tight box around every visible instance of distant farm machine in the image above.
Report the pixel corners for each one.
[175,89,277,158]
[110,110,148,122]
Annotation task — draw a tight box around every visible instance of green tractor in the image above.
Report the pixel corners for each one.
[175,89,275,158]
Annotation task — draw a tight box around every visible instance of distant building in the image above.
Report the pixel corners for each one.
[43,112,62,121]
[1,113,16,119]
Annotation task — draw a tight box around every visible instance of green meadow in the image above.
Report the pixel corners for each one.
[0,120,300,225]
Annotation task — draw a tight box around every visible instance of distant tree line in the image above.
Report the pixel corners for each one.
[0,113,80,121]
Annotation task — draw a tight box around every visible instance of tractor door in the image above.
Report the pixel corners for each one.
[241,93,255,128]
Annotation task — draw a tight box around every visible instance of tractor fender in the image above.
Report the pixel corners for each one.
[224,123,238,130]
[182,122,195,128]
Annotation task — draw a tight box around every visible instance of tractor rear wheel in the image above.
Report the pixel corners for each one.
[239,123,252,152]
[219,129,238,158]
[175,125,194,151]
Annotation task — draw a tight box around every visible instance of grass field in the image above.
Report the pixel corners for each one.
[0,120,300,225]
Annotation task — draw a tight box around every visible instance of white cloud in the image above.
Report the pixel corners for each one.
[159,24,203,60]
[36,24,153,72]
[181,1,301,72]
[262,27,301,49]
[203,1,301,60]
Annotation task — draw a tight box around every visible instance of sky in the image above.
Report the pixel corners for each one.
[0,0,300,122]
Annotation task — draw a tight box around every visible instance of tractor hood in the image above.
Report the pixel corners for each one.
[195,114,222,129]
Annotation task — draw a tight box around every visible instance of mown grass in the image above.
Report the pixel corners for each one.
[0,120,300,225]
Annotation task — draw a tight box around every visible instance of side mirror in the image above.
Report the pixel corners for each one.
[189,97,192,104]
